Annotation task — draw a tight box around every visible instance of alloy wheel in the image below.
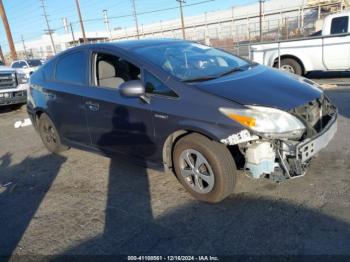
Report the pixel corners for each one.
[179,149,215,194]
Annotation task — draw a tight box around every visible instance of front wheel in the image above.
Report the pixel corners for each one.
[276,58,303,76]
[173,133,237,203]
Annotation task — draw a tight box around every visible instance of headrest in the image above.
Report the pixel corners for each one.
[98,60,116,79]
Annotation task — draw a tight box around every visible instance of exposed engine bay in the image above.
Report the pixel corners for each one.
[222,96,337,182]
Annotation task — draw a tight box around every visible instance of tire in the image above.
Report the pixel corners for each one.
[10,104,24,111]
[38,113,68,154]
[277,58,303,76]
[173,133,236,203]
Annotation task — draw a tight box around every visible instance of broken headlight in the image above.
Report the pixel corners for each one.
[220,106,306,140]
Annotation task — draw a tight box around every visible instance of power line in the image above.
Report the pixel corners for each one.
[40,0,56,55]
[75,0,214,24]
[4,0,215,50]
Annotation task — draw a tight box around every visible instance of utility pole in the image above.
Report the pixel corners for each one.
[130,0,140,39]
[75,0,87,44]
[0,45,6,65]
[259,0,265,42]
[177,0,186,39]
[103,9,112,40]
[70,23,77,46]
[0,0,17,60]
[21,35,28,59]
[40,0,56,55]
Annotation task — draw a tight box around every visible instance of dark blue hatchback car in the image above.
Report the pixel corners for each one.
[28,39,337,203]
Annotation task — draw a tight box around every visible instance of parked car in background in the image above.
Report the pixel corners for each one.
[0,65,29,107]
[28,40,337,203]
[251,10,350,75]
[11,59,43,77]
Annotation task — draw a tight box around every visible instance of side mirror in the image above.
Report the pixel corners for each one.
[22,65,28,69]
[119,80,145,97]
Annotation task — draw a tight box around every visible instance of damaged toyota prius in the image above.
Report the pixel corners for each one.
[28,39,337,203]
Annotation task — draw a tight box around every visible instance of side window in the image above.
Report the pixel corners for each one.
[12,62,20,68]
[144,71,178,98]
[331,16,349,34]
[95,53,140,89]
[55,51,87,84]
[18,61,27,68]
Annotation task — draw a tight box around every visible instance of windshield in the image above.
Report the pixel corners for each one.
[28,59,42,67]
[135,42,250,82]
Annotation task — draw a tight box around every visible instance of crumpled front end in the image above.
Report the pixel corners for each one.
[221,96,337,182]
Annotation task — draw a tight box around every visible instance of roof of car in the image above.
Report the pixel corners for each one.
[107,38,187,50]
[56,39,192,58]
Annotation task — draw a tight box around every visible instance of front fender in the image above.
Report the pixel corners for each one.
[177,119,244,142]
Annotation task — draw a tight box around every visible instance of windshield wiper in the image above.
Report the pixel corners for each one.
[182,63,257,83]
[218,63,258,77]
[182,75,219,83]
[218,66,247,77]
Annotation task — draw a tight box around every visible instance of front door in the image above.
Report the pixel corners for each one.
[84,50,156,160]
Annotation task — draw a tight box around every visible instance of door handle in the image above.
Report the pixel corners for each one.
[85,101,99,111]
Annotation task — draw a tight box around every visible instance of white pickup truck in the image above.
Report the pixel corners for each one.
[251,10,350,75]
[0,66,29,107]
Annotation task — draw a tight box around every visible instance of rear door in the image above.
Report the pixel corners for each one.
[84,48,156,160]
[44,50,91,145]
[323,15,350,70]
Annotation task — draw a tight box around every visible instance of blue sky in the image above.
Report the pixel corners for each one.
[0,0,258,53]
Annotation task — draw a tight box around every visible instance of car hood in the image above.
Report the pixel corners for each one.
[195,65,323,111]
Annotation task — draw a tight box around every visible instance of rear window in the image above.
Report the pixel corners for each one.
[28,59,42,67]
[55,51,87,84]
[331,16,349,34]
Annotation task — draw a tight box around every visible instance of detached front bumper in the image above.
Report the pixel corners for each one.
[242,108,337,182]
[296,113,337,162]
[273,111,338,181]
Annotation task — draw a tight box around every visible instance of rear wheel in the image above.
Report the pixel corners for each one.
[173,133,237,203]
[277,58,303,76]
[38,113,68,154]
